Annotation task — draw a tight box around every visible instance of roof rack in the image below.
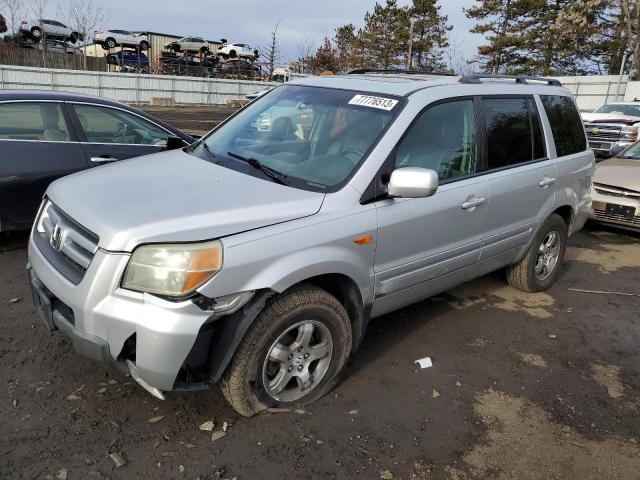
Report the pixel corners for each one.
[459,74,562,86]
[347,68,455,76]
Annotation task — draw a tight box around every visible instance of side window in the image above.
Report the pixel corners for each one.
[395,99,477,181]
[72,104,170,146]
[540,95,587,156]
[482,97,546,170]
[0,103,70,141]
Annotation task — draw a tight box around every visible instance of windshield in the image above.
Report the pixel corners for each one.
[595,104,640,117]
[619,141,640,159]
[196,85,401,191]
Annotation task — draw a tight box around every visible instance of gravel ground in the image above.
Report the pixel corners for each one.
[2,225,638,480]
[1,108,639,480]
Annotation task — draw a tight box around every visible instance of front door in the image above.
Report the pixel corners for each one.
[372,98,489,317]
[68,103,171,166]
[0,101,86,231]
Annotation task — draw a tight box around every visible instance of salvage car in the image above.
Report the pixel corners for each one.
[20,19,80,43]
[28,73,594,416]
[590,140,640,231]
[0,90,193,232]
[218,41,258,60]
[165,36,209,53]
[94,30,149,51]
[582,102,640,158]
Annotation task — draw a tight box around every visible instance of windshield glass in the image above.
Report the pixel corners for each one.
[619,141,640,159]
[197,85,401,191]
[595,104,640,117]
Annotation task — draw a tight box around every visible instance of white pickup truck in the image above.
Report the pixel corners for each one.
[582,102,640,157]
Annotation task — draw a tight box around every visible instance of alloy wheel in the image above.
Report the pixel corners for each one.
[262,320,333,402]
[534,230,561,281]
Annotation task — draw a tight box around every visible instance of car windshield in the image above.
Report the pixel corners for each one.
[595,104,640,117]
[196,85,401,191]
[619,142,640,159]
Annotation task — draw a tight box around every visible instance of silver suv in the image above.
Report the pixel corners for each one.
[28,72,594,416]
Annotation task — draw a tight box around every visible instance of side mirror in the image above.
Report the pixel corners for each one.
[166,135,185,150]
[388,167,439,198]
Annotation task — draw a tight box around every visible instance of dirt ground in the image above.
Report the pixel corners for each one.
[140,105,239,137]
[1,107,639,479]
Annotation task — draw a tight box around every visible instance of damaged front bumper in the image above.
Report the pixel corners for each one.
[28,236,253,398]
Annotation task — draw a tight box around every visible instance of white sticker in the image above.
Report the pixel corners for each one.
[348,94,398,111]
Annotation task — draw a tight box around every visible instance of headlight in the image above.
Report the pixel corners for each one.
[122,240,223,297]
[621,125,639,141]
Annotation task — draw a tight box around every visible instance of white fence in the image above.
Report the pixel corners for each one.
[553,75,634,111]
[0,65,276,105]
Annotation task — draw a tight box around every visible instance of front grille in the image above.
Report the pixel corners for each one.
[584,123,622,142]
[34,201,99,285]
[594,183,640,199]
[593,209,640,226]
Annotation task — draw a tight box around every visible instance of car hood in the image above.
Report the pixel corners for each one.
[46,150,325,252]
[582,112,640,125]
[594,157,640,192]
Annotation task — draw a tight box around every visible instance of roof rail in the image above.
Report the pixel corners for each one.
[459,74,562,86]
[347,68,455,76]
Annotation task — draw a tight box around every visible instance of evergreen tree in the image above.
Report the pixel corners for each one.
[308,37,341,74]
[334,23,361,71]
[357,0,407,69]
[407,0,452,71]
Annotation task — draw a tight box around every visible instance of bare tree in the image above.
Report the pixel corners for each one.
[261,20,282,79]
[3,0,25,35]
[58,0,108,69]
[30,0,50,67]
[296,35,316,74]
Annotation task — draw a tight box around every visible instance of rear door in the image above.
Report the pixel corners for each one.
[68,103,173,165]
[0,101,86,231]
[478,96,557,261]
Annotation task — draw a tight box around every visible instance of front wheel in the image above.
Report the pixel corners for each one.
[31,26,42,42]
[139,40,149,51]
[221,285,352,417]
[105,37,116,49]
[507,213,568,292]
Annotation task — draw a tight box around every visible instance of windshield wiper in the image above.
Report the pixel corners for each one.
[227,151,289,185]
[199,141,216,160]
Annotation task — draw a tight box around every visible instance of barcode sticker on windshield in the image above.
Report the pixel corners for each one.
[348,95,398,111]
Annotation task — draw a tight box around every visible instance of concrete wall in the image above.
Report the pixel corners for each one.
[0,64,275,105]
[553,75,630,111]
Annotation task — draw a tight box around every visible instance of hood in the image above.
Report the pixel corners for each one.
[46,150,325,252]
[594,157,640,192]
[581,112,640,125]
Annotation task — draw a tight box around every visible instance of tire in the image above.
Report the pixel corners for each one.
[105,37,116,49]
[229,49,237,58]
[221,284,352,417]
[200,46,209,54]
[31,26,42,42]
[139,40,149,51]
[173,44,181,53]
[68,32,79,44]
[507,213,568,293]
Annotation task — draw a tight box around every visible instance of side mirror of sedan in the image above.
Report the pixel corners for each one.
[166,136,186,150]
[388,167,439,198]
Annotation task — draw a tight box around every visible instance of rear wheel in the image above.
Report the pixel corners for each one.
[221,285,352,417]
[507,213,568,292]
[139,40,149,51]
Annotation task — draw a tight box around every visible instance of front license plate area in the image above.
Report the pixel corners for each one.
[606,203,636,220]
[31,281,55,331]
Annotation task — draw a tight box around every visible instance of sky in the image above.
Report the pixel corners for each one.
[45,0,482,63]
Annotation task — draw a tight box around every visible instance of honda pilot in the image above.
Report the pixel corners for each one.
[28,72,594,416]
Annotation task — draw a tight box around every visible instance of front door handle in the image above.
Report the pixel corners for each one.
[539,176,556,188]
[90,156,117,163]
[461,196,486,210]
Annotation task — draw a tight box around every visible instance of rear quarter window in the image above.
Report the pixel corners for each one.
[540,95,586,156]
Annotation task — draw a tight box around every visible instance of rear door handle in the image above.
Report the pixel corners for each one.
[90,156,117,163]
[539,176,556,188]
[461,196,486,210]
